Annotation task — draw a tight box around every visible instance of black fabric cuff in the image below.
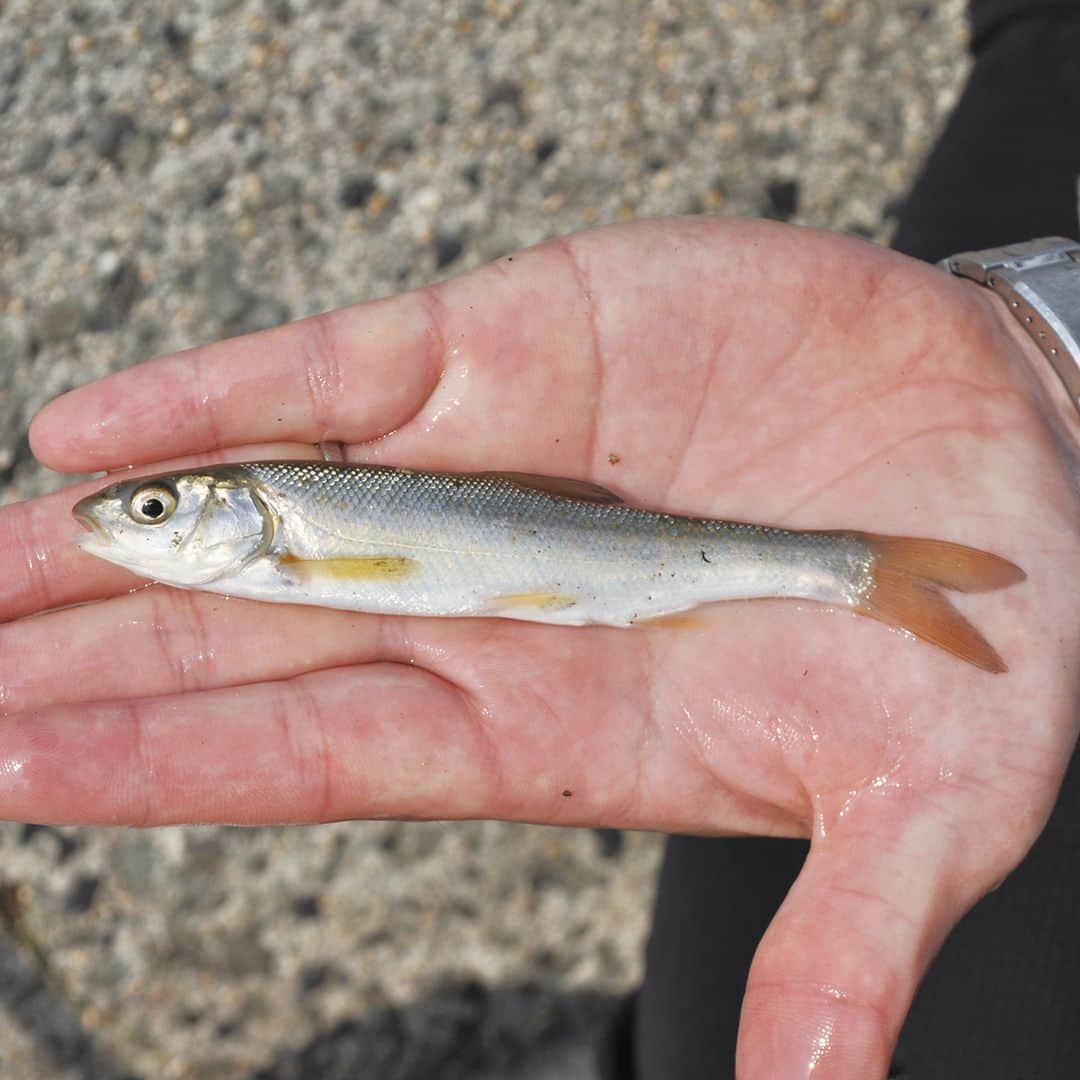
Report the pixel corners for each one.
[970,0,1080,49]
[891,10,1080,262]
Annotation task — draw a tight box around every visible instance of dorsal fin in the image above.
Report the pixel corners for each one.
[475,471,623,504]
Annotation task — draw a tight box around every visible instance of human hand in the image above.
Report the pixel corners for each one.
[3,218,1077,1077]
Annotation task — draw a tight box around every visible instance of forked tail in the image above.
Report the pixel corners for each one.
[853,534,1026,673]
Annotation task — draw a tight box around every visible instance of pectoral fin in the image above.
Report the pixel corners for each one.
[278,554,418,581]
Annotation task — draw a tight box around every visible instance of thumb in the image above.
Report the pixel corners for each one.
[735,816,977,1079]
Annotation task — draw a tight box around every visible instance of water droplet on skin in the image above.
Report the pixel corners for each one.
[88,418,125,446]
[835,755,907,824]
[407,639,452,667]
[807,1017,835,1073]
[677,703,715,757]
[421,363,470,433]
[812,792,828,840]
[0,754,28,787]
[179,646,215,676]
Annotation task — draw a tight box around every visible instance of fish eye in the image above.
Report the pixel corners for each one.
[128,483,178,525]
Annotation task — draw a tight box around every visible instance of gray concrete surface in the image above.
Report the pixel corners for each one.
[0,1,968,1076]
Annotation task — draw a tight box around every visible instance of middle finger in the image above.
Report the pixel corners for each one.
[0,584,403,713]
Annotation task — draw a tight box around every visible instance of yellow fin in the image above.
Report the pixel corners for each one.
[850,533,1025,593]
[278,554,418,581]
[857,570,1007,673]
[488,591,577,611]
[846,533,1024,673]
[632,611,710,632]
[475,471,623,504]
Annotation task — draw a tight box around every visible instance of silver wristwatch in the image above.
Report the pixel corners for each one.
[939,238,1080,416]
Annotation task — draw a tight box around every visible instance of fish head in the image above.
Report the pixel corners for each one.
[73,469,273,585]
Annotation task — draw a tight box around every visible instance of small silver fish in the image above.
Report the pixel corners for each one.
[73,461,1025,672]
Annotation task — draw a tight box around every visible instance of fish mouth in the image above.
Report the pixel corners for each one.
[72,495,110,541]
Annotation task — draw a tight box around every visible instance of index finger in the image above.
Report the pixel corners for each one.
[29,293,443,472]
[28,218,779,486]
[28,237,595,473]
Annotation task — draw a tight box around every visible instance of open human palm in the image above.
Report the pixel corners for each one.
[3,219,1077,1077]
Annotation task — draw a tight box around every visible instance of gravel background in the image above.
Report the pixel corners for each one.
[0,1,968,1077]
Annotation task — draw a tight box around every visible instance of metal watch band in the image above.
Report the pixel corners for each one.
[939,237,1080,416]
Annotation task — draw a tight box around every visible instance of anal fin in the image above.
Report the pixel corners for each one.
[632,611,710,632]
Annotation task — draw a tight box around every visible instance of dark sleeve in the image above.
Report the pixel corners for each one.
[969,0,1080,47]
[891,3,1080,263]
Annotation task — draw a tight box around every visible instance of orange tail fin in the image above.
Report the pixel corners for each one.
[854,536,1025,674]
